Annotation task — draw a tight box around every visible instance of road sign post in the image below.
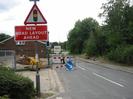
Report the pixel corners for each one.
[35,41,40,96]
[29,0,41,97]
[15,0,48,97]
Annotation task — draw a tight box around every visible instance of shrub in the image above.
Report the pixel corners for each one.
[107,45,133,64]
[0,67,35,99]
[0,95,9,99]
[85,38,97,57]
[122,45,133,64]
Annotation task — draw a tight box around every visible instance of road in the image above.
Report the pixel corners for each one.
[54,58,133,99]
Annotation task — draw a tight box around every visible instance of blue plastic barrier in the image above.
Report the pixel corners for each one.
[65,58,73,71]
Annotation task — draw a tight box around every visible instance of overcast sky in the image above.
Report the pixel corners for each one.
[0,0,107,42]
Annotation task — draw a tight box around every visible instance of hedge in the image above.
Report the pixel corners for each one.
[107,45,133,64]
[0,67,35,99]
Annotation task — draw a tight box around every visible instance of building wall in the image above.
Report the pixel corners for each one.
[0,37,47,58]
[0,37,16,50]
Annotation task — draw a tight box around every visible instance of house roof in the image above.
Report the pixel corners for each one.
[0,36,14,44]
[37,41,46,44]
[0,36,47,45]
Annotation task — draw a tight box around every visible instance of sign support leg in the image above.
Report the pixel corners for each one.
[46,47,50,67]
[35,41,40,97]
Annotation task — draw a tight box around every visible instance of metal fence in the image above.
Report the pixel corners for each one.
[0,50,16,69]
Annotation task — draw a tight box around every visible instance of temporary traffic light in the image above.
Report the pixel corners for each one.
[33,9,38,22]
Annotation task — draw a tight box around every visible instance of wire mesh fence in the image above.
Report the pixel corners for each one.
[0,50,16,69]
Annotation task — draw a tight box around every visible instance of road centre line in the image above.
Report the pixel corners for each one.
[56,97,63,99]
[77,64,125,88]
[93,72,125,87]
[78,66,86,71]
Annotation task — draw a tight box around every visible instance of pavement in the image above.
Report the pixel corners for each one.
[18,67,63,99]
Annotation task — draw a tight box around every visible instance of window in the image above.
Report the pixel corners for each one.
[16,41,25,45]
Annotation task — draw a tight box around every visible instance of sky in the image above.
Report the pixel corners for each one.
[0,0,107,42]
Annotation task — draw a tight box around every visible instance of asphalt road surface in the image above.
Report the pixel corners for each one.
[54,59,133,99]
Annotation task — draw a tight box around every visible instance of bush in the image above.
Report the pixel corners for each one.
[0,67,35,99]
[85,37,97,57]
[0,95,9,99]
[122,45,133,64]
[107,45,133,64]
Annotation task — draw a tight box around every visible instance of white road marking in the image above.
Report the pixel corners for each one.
[56,97,63,99]
[78,66,86,71]
[93,72,125,87]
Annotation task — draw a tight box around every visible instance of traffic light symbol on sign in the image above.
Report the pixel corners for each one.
[33,9,38,22]
[24,4,47,24]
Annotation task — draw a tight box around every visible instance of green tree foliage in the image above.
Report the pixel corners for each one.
[84,32,97,56]
[51,42,59,48]
[0,33,10,42]
[107,45,133,64]
[95,31,109,55]
[100,0,133,45]
[84,27,108,57]
[59,41,67,50]
[99,0,133,64]
[121,5,133,44]
[67,18,99,54]
[67,0,133,64]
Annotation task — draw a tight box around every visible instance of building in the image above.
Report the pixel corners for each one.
[0,37,47,58]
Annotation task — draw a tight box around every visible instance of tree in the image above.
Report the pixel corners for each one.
[84,26,109,57]
[59,41,67,51]
[51,42,59,48]
[0,33,10,42]
[67,18,99,54]
[84,31,97,57]
[99,0,133,64]
[99,0,132,45]
[121,5,133,44]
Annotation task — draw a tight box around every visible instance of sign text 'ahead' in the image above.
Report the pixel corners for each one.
[15,25,48,41]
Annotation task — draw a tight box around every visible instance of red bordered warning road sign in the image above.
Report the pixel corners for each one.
[24,4,47,25]
[15,25,48,41]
